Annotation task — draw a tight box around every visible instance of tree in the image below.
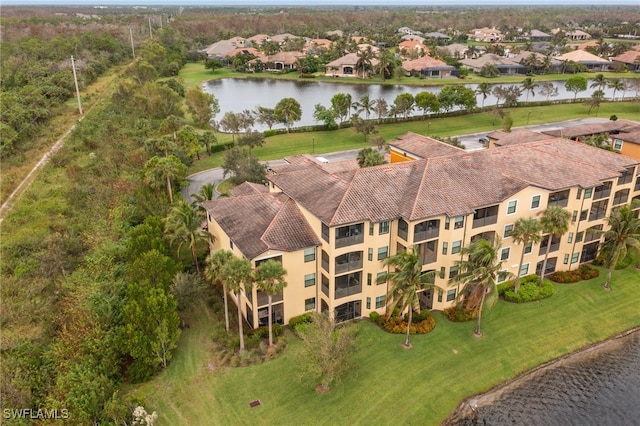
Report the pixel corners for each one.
[253,259,288,347]
[204,58,224,73]
[204,250,234,333]
[415,92,440,119]
[378,246,435,347]
[539,81,559,101]
[439,85,477,112]
[586,90,606,116]
[597,205,640,290]
[221,257,252,352]
[476,82,492,108]
[357,147,386,168]
[607,78,626,101]
[377,47,395,81]
[295,312,357,393]
[510,218,542,293]
[221,146,267,185]
[170,271,207,314]
[355,46,374,79]
[565,75,587,101]
[330,93,352,124]
[479,63,499,78]
[393,93,415,119]
[539,206,571,285]
[352,94,374,120]
[143,155,187,204]
[198,131,218,156]
[351,115,376,142]
[237,131,265,152]
[274,97,302,132]
[185,89,219,129]
[254,106,278,130]
[176,125,202,162]
[521,77,537,102]
[313,104,337,129]
[219,112,242,142]
[590,73,607,91]
[373,98,388,123]
[450,237,504,336]
[164,200,210,272]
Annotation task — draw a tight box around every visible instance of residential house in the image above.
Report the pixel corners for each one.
[270,33,300,45]
[246,34,271,47]
[325,52,379,78]
[260,51,305,71]
[485,129,551,148]
[440,43,469,59]
[204,132,640,327]
[469,27,504,43]
[555,49,611,72]
[461,53,527,75]
[610,50,640,72]
[401,34,426,43]
[424,32,452,43]
[398,27,422,36]
[528,30,552,41]
[203,37,247,58]
[612,131,640,161]
[542,119,640,149]
[388,132,464,163]
[304,38,332,55]
[511,51,562,73]
[399,40,428,57]
[565,29,591,41]
[401,56,456,78]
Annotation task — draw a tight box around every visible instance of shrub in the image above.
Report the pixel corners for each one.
[406,310,431,323]
[578,264,600,279]
[375,314,436,334]
[288,313,313,328]
[504,280,554,303]
[249,323,282,339]
[443,305,477,322]
[209,141,234,154]
[549,270,581,283]
[369,311,382,324]
[498,274,538,295]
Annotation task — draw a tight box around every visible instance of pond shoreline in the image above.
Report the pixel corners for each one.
[442,326,640,425]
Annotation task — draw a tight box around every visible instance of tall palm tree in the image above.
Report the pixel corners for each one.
[377,246,435,348]
[254,259,288,347]
[510,218,542,293]
[222,256,252,352]
[191,182,215,205]
[476,82,492,108]
[143,155,187,204]
[521,77,537,102]
[204,250,234,332]
[450,237,505,336]
[607,78,626,101]
[355,46,374,80]
[164,200,209,272]
[373,98,388,123]
[539,206,571,285]
[598,205,640,290]
[377,48,395,81]
[590,73,607,92]
[352,94,374,120]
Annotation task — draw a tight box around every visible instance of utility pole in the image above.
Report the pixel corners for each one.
[129,28,135,59]
[71,56,83,115]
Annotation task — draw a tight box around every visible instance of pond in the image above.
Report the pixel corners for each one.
[202,77,637,132]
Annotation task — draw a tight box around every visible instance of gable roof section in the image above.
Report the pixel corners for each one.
[203,192,319,259]
[542,120,640,139]
[611,50,640,65]
[555,49,609,64]
[390,132,465,158]
[490,129,551,147]
[229,181,268,197]
[402,56,452,71]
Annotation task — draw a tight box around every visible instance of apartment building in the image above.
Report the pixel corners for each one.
[203,134,640,328]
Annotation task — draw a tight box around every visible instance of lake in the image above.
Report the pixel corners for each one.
[202,78,636,132]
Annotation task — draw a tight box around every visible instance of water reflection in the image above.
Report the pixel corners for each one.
[202,77,635,132]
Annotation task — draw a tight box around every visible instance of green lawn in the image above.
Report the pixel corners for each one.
[132,266,640,425]
[189,101,640,174]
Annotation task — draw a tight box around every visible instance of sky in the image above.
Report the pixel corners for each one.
[2,0,639,5]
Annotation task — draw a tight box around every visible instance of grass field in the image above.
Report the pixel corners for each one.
[189,101,640,174]
[132,265,640,425]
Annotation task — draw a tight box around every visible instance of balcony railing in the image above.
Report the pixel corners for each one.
[335,257,363,275]
[335,283,362,299]
[472,215,498,229]
[257,291,283,307]
[539,242,560,256]
[414,228,439,243]
[335,233,364,249]
[593,183,612,200]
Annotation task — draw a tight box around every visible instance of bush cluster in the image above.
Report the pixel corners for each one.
[549,264,599,283]
[497,274,539,295]
[209,140,235,154]
[443,305,477,322]
[369,311,436,334]
[249,323,282,339]
[288,312,313,328]
[504,280,554,303]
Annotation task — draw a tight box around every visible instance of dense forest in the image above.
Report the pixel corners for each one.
[1,5,639,425]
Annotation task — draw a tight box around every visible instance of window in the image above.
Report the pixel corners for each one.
[576,231,584,242]
[442,242,448,255]
[507,200,517,215]
[500,247,510,261]
[437,290,443,303]
[613,189,629,206]
[613,139,623,151]
[580,209,588,221]
[531,195,541,209]
[376,271,386,285]
[335,223,364,248]
[454,216,464,229]
[504,224,514,238]
[414,219,440,242]
[305,297,316,311]
[304,273,316,287]
[572,210,578,222]
[584,188,593,199]
[377,246,388,260]
[230,240,234,250]
[451,240,462,254]
[322,274,329,296]
[446,289,456,302]
[375,296,385,308]
[524,241,533,254]
[304,247,315,262]
[335,251,363,274]
[366,297,371,309]
[379,221,390,235]
[445,216,450,230]
[367,273,372,286]
[368,248,373,261]
[563,254,569,264]
[593,182,612,200]
[398,218,409,240]
[322,250,329,272]
[473,205,499,228]
[322,223,329,242]
[576,188,582,199]
[571,252,580,264]
[369,223,374,236]
[568,232,574,243]
[548,190,570,207]
[498,271,509,283]
[439,267,446,279]
[449,265,459,279]
[334,272,362,299]
[589,199,608,221]
[520,263,529,277]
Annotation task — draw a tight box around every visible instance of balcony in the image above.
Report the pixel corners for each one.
[539,234,561,255]
[593,182,612,200]
[613,189,629,206]
[414,219,440,243]
[618,167,635,185]
[335,251,363,275]
[548,189,570,208]
[417,240,438,266]
[398,218,409,241]
[589,199,608,221]
[321,275,329,297]
[335,223,364,249]
[257,290,283,307]
[335,272,362,299]
[585,225,603,243]
[472,205,499,229]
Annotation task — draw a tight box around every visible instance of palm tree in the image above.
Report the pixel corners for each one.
[352,94,374,120]
[597,205,640,290]
[539,206,571,285]
[143,155,187,204]
[377,246,435,348]
[450,237,505,336]
[590,73,607,91]
[521,77,537,102]
[355,46,374,80]
[222,256,252,352]
[204,250,234,332]
[191,182,215,205]
[476,82,492,108]
[588,90,606,116]
[164,200,209,272]
[254,259,288,347]
[373,98,388,123]
[377,48,395,81]
[274,97,302,133]
[510,218,542,293]
[607,78,626,101]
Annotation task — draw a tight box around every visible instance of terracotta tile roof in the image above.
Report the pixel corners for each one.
[555,49,610,64]
[326,52,379,68]
[402,56,450,71]
[390,132,465,159]
[229,181,268,197]
[461,53,524,68]
[611,50,640,64]
[265,51,305,65]
[618,130,640,145]
[203,192,319,259]
[491,129,551,147]
[543,120,640,139]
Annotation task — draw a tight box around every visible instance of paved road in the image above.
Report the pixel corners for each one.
[185,117,611,200]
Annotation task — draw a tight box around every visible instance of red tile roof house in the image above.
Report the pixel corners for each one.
[401,56,456,78]
[610,50,640,73]
[555,50,611,72]
[461,53,527,75]
[325,52,379,78]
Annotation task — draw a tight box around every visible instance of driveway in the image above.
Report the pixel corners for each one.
[184,117,611,200]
